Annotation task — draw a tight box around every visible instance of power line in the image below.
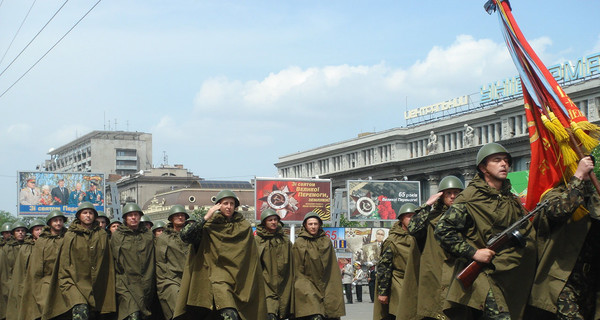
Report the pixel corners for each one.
[0,0,102,100]
[0,0,37,67]
[0,0,69,79]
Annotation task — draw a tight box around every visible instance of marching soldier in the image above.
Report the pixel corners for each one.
[0,223,12,246]
[408,175,464,319]
[155,205,190,319]
[108,218,122,235]
[0,221,29,319]
[111,203,156,320]
[255,209,294,320]
[96,211,110,231]
[152,221,166,237]
[6,221,34,320]
[373,203,420,320]
[293,211,345,320]
[435,143,536,319]
[140,215,154,230]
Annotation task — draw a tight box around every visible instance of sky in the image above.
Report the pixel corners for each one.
[0,0,599,215]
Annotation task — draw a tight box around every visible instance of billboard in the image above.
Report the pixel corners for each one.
[255,177,331,222]
[347,180,420,221]
[18,171,105,216]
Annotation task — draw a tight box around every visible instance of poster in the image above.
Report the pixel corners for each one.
[255,178,331,222]
[347,180,420,221]
[17,171,105,216]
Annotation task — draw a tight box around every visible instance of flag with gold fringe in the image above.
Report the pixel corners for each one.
[485,0,600,210]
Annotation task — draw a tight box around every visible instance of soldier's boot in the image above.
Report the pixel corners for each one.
[307,315,324,320]
[267,313,279,320]
[218,308,240,320]
[72,304,90,320]
[125,311,141,320]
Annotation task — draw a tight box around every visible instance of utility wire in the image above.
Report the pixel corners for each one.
[0,0,37,67]
[0,0,69,79]
[0,0,102,100]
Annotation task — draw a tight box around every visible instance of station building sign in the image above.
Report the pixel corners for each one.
[347,180,420,221]
[404,95,469,120]
[255,177,331,222]
[17,171,105,216]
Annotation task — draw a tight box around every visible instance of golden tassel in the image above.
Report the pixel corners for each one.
[571,121,600,153]
[542,113,579,170]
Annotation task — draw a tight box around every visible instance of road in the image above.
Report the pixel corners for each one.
[342,300,374,320]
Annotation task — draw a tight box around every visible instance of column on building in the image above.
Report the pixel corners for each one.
[463,169,477,187]
[427,174,440,200]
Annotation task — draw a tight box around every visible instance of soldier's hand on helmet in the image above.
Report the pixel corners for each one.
[378,295,389,304]
[205,203,222,220]
[425,191,443,206]
[574,156,594,180]
[472,248,495,263]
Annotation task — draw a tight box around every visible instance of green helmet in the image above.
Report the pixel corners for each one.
[152,220,166,232]
[438,175,465,192]
[29,218,45,231]
[260,209,279,224]
[168,204,189,221]
[76,201,98,219]
[46,210,67,225]
[140,215,153,227]
[109,219,122,227]
[11,220,28,232]
[1,222,13,233]
[476,142,512,167]
[302,211,322,226]
[122,203,143,217]
[213,190,240,207]
[397,203,418,218]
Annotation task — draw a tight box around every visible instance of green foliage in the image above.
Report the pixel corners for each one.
[0,210,17,228]
[339,214,367,228]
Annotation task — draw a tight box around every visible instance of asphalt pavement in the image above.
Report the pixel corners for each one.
[342,299,374,320]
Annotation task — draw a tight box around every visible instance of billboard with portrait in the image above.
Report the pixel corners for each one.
[17,171,105,216]
[255,177,331,222]
[347,180,420,221]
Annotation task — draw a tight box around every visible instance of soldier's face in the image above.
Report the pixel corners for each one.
[153,228,164,237]
[400,212,415,230]
[305,217,321,235]
[264,216,280,232]
[219,198,236,218]
[125,212,141,229]
[49,217,64,232]
[479,153,510,183]
[109,223,121,233]
[79,209,96,227]
[171,213,187,228]
[96,218,108,229]
[442,189,461,206]
[31,226,43,240]
[13,228,26,241]
[1,231,10,240]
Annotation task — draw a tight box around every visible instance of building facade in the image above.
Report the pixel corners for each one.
[275,77,600,201]
[42,130,152,176]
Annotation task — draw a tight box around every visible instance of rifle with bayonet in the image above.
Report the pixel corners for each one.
[455,199,549,289]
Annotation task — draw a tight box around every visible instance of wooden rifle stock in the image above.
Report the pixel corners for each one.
[455,200,549,289]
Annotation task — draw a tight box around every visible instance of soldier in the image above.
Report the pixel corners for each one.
[152,221,166,237]
[408,175,464,319]
[155,205,190,319]
[140,215,154,230]
[29,218,45,240]
[4,221,33,320]
[435,143,536,319]
[111,203,156,320]
[255,209,294,320]
[293,211,345,320]
[43,201,116,320]
[108,218,122,235]
[175,190,266,320]
[0,223,12,246]
[525,156,600,319]
[96,211,110,230]
[19,210,68,320]
[373,203,420,320]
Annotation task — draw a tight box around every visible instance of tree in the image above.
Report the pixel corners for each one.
[0,210,17,229]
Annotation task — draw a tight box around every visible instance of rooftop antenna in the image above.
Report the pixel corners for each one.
[114,118,117,131]
[108,120,111,131]
[103,111,106,130]
[163,151,168,166]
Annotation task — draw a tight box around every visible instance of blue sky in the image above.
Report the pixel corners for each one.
[0,0,598,214]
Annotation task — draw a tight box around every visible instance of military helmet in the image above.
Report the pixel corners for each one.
[29,218,45,231]
[438,175,465,192]
[302,211,322,225]
[46,210,67,225]
[213,190,240,207]
[476,142,512,167]
[397,203,418,218]
[122,203,143,217]
[168,204,189,221]
[140,215,153,227]
[1,222,13,233]
[109,218,122,227]
[260,208,279,224]
[76,201,98,219]
[152,220,166,232]
[11,220,28,232]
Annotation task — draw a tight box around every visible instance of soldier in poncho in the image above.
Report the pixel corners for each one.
[18,210,67,320]
[111,203,156,320]
[293,211,345,320]
[255,209,294,320]
[43,201,116,320]
[407,175,463,320]
[3,221,32,320]
[155,205,190,319]
[174,189,266,320]
[373,203,420,320]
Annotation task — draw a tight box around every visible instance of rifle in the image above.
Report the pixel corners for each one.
[455,199,549,289]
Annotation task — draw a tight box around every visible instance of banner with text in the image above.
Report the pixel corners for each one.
[347,180,420,221]
[255,177,332,222]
